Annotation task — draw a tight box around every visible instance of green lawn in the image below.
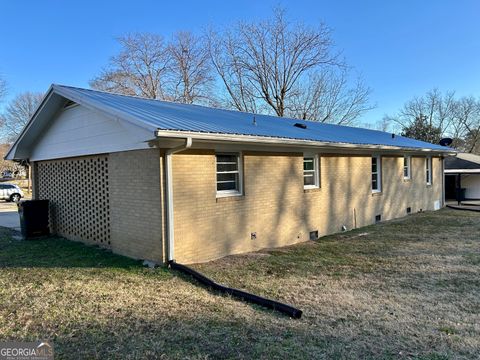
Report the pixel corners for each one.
[0,209,479,359]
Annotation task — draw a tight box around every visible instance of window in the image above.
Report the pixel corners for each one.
[425,157,432,185]
[216,153,242,196]
[403,156,411,179]
[372,156,381,192]
[304,154,320,188]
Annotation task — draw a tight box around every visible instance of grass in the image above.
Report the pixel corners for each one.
[0,209,479,359]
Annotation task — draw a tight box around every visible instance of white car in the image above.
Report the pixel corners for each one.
[0,183,24,202]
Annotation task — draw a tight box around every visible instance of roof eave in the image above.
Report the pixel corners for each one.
[155,129,456,155]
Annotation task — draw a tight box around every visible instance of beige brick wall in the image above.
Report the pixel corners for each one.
[109,149,164,262]
[171,151,443,264]
[35,147,443,266]
[35,149,164,263]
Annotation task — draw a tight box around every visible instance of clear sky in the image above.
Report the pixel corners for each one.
[0,0,479,125]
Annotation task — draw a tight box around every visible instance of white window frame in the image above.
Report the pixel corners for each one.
[425,156,432,185]
[303,154,320,189]
[372,155,382,193]
[215,153,243,197]
[403,155,411,180]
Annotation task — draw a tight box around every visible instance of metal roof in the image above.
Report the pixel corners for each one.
[53,85,450,151]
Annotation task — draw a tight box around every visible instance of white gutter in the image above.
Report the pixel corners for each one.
[165,137,192,262]
[155,129,457,155]
[444,169,480,174]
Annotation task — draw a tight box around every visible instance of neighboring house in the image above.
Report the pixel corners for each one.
[6,85,455,264]
[1,168,26,178]
[2,170,13,179]
[444,152,480,201]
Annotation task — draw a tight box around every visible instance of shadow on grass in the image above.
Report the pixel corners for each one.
[0,227,142,269]
[47,312,454,360]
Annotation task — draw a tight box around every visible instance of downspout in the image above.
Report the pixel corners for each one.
[441,157,445,207]
[165,137,192,262]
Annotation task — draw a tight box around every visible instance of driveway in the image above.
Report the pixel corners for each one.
[0,201,20,231]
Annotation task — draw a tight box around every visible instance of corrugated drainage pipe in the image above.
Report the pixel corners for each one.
[169,261,303,319]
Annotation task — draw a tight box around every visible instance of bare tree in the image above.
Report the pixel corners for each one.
[0,92,43,142]
[386,89,480,153]
[207,9,340,117]
[386,89,456,135]
[91,9,372,122]
[287,69,372,123]
[90,33,171,99]
[0,76,7,102]
[451,96,480,152]
[207,29,264,113]
[168,32,214,104]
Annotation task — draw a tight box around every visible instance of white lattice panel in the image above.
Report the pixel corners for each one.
[37,156,111,247]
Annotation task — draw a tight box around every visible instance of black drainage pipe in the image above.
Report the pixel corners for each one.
[169,261,303,319]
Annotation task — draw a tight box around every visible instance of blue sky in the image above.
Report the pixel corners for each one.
[0,0,479,125]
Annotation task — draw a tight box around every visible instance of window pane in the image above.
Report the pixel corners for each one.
[304,158,314,171]
[372,160,377,173]
[216,154,237,163]
[216,153,241,193]
[304,174,315,186]
[404,167,408,177]
[217,171,238,191]
[217,163,238,172]
[372,179,378,190]
[217,181,237,191]
[217,173,237,183]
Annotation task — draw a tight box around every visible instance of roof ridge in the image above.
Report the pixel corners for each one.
[52,84,382,132]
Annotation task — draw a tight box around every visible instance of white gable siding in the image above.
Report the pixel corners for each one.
[30,105,153,161]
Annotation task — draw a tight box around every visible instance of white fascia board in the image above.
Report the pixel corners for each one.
[5,86,56,160]
[155,129,457,156]
[444,169,480,174]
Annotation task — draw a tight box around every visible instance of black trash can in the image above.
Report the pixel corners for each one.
[455,188,466,202]
[17,200,50,239]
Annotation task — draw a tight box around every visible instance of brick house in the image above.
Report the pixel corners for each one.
[6,85,455,264]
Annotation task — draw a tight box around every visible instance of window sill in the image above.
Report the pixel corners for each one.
[403,178,411,182]
[216,194,244,203]
[426,184,432,188]
[304,187,321,193]
[371,191,383,197]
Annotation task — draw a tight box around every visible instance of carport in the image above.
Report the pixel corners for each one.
[445,153,480,204]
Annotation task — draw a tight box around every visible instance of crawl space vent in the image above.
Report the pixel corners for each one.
[309,230,318,240]
[375,214,382,223]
